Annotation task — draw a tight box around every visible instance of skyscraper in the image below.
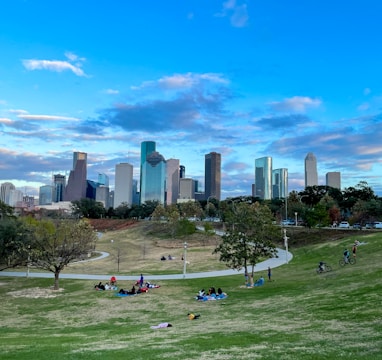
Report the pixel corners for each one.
[64,152,87,201]
[114,163,133,208]
[140,141,156,204]
[0,182,16,205]
[272,168,288,199]
[204,152,221,201]
[166,158,180,205]
[255,157,272,200]
[305,152,318,187]
[179,165,185,179]
[141,151,167,204]
[326,172,341,189]
[53,174,66,202]
[39,185,53,205]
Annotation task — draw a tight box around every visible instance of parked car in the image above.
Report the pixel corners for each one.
[365,223,374,229]
[339,221,350,229]
[352,223,362,229]
[373,222,382,229]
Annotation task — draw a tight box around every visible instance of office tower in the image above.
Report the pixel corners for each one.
[0,182,16,205]
[53,174,66,202]
[326,172,341,189]
[255,157,272,200]
[204,152,221,201]
[166,158,180,205]
[140,151,166,204]
[140,141,156,204]
[179,165,185,179]
[179,178,196,200]
[98,173,109,187]
[64,151,87,201]
[8,189,23,207]
[86,180,99,200]
[272,168,288,199]
[39,185,53,205]
[132,179,140,205]
[305,152,318,187]
[114,163,133,208]
[96,186,110,208]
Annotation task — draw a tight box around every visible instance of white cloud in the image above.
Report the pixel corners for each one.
[22,52,87,77]
[268,96,322,113]
[104,89,120,95]
[17,114,80,121]
[215,0,249,28]
[357,103,369,111]
[0,118,13,125]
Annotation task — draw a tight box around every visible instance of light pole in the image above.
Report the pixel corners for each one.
[183,242,188,278]
[283,229,289,264]
[26,245,31,278]
[295,212,298,227]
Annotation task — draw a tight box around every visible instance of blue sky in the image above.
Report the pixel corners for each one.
[0,0,381,199]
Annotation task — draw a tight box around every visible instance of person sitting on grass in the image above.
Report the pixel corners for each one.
[254,276,265,287]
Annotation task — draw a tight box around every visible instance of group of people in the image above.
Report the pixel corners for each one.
[344,240,360,263]
[94,276,118,291]
[195,287,227,301]
[160,255,174,261]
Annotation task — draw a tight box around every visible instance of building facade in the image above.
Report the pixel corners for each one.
[204,152,221,201]
[139,141,156,204]
[53,174,66,202]
[114,163,133,208]
[0,182,16,205]
[166,158,180,205]
[255,156,272,200]
[39,185,53,205]
[305,152,318,187]
[141,151,166,204]
[272,168,288,199]
[64,151,87,202]
[326,172,341,189]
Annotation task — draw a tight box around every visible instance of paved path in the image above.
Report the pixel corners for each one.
[0,248,292,281]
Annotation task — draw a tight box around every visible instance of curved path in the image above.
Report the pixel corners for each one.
[0,248,293,281]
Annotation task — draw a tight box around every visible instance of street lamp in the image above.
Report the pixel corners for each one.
[283,229,289,264]
[183,242,188,278]
[26,245,31,278]
[295,212,298,227]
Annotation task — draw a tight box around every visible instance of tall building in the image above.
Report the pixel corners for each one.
[179,178,196,200]
[98,173,109,187]
[179,165,186,179]
[166,158,180,205]
[53,174,66,202]
[0,182,16,205]
[8,189,23,207]
[39,185,53,205]
[114,163,133,208]
[64,151,87,201]
[140,151,166,204]
[140,141,156,204]
[204,152,221,201]
[326,172,341,189]
[272,168,288,199]
[305,152,318,187]
[255,156,272,200]
[96,186,110,208]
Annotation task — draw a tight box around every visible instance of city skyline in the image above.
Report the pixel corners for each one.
[1,1,381,198]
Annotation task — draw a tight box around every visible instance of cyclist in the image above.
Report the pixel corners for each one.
[343,248,350,264]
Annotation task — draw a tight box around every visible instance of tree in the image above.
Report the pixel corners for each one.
[71,198,106,219]
[214,202,278,277]
[28,219,96,290]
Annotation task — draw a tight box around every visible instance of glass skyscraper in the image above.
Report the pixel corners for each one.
[140,141,156,204]
[141,151,166,204]
[255,157,272,200]
[272,168,288,199]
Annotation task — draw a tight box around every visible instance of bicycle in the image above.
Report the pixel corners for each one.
[339,257,356,266]
[316,263,332,274]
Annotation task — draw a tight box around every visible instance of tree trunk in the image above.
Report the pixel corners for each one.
[54,271,60,290]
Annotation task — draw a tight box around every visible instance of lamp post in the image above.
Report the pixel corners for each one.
[183,242,188,278]
[295,212,298,227]
[283,229,289,264]
[26,245,31,278]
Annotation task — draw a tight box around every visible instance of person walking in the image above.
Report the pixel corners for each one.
[139,274,144,288]
[267,267,272,281]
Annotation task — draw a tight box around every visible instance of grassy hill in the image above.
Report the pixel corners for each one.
[0,223,381,360]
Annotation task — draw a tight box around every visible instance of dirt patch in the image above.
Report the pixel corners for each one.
[88,219,138,232]
[7,287,64,299]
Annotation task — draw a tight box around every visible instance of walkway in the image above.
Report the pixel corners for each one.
[0,248,293,281]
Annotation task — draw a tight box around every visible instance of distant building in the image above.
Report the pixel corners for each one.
[53,174,66,202]
[305,152,318,187]
[0,182,16,205]
[64,152,87,202]
[179,165,186,179]
[141,151,166,204]
[39,185,53,205]
[98,173,109,187]
[114,163,133,208]
[9,189,23,207]
[179,178,196,200]
[140,141,156,204]
[166,158,180,205]
[326,172,341,189]
[204,152,221,201]
[272,168,288,199]
[96,185,110,208]
[255,156,272,200]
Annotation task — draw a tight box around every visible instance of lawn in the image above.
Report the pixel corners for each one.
[0,225,381,360]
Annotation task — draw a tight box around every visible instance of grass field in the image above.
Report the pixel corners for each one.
[1,223,381,359]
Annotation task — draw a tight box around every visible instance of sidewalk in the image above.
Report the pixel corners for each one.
[0,248,292,281]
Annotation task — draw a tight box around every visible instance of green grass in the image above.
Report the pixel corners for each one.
[0,229,382,359]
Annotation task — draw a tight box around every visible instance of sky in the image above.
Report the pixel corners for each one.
[1,0,382,200]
